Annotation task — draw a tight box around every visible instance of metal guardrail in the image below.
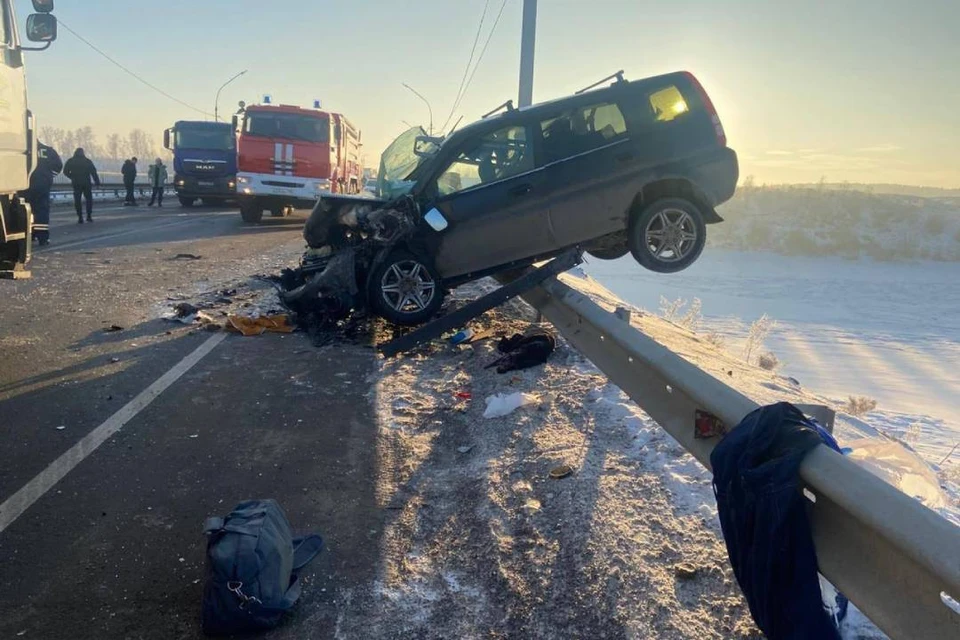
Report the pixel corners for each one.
[518,274,960,640]
[48,183,178,205]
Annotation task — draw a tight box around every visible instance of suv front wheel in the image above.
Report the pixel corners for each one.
[628,197,706,273]
[368,250,444,326]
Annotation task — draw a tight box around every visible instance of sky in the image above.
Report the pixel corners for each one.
[15,0,960,187]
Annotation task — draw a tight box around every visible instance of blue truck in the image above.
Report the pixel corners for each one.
[163,121,237,207]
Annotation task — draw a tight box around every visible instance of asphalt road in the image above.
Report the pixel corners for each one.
[0,201,384,639]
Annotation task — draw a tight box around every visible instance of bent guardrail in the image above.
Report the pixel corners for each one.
[518,274,960,640]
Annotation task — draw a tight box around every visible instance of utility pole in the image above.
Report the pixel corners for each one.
[518,0,537,108]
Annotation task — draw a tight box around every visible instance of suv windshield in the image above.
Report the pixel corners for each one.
[175,127,235,151]
[244,112,330,144]
[376,126,440,199]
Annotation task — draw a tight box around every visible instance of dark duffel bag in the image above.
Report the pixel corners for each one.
[201,499,323,635]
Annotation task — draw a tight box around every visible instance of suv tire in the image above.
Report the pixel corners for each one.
[368,250,444,326]
[240,199,263,223]
[586,245,629,260]
[178,196,195,208]
[628,197,706,273]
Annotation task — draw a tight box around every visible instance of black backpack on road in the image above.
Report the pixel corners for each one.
[201,499,324,635]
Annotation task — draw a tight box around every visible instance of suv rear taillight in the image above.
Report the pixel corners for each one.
[684,72,726,147]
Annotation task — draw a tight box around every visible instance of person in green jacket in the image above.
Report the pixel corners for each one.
[148,158,169,207]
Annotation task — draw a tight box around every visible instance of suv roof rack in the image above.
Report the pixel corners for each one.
[575,70,627,95]
[482,100,515,119]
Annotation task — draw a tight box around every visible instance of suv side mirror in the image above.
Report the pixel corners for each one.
[163,129,172,150]
[26,14,57,42]
[32,0,54,12]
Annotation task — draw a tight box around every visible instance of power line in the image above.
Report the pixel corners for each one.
[451,0,511,123]
[439,0,490,133]
[58,19,213,118]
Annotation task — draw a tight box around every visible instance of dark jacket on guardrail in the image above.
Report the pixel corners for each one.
[711,402,842,640]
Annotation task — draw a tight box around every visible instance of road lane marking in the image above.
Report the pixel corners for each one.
[0,333,227,534]
[39,213,230,253]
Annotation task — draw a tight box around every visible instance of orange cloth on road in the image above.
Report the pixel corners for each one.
[225,315,295,337]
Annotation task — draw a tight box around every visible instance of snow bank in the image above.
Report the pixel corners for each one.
[711,186,960,262]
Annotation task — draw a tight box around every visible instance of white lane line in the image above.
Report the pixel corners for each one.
[0,332,227,534]
[40,213,227,253]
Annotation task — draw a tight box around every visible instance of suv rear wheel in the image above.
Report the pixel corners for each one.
[628,197,706,273]
[368,250,444,326]
[586,245,629,260]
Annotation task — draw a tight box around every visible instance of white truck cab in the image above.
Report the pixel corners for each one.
[0,0,57,278]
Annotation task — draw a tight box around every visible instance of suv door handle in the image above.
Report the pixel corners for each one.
[509,184,532,196]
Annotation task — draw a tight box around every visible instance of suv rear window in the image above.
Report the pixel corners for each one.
[540,102,628,164]
[648,85,690,122]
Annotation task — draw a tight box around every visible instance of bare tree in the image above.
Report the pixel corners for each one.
[74,126,100,157]
[126,128,156,161]
[105,133,124,161]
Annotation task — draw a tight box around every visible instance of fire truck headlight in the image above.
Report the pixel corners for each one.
[237,176,250,185]
[313,179,331,192]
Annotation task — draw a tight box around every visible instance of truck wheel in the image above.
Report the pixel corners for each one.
[178,196,195,208]
[368,250,444,326]
[240,199,263,223]
[628,197,706,274]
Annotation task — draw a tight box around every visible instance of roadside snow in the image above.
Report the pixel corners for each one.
[584,250,960,517]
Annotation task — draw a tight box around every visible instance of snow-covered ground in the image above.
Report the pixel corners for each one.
[585,250,960,486]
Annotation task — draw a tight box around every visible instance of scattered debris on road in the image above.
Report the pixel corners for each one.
[225,314,295,337]
[103,324,125,333]
[172,253,203,261]
[483,391,540,419]
[485,328,556,374]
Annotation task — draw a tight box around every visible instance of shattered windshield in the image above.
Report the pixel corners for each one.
[376,126,440,199]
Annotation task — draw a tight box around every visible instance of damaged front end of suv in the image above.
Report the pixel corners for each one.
[279,127,445,327]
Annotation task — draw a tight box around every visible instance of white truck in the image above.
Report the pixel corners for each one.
[0,0,58,279]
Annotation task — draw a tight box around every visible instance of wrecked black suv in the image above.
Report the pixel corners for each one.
[282,71,738,326]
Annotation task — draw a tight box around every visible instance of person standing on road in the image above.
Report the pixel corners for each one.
[62,148,101,224]
[147,157,168,207]
[121,156,138,206]
[27,142,63,246]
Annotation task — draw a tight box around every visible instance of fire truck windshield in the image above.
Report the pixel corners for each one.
[244,112,330,144]
[175,127,235,151]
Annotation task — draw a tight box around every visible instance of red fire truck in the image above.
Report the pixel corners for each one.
[234,100,362,223]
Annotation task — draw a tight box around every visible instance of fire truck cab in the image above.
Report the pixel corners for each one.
[234,100,361,223]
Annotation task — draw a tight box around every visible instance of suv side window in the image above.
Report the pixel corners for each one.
[435,125,533,197]
[540,102,628,164]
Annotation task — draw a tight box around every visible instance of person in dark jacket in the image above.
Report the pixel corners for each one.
[121,156,138,206]
[62,148,101,223]
[27,142,63,246]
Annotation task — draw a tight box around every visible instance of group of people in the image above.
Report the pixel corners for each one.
[120,156,169,207]
[24,143,170,245]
